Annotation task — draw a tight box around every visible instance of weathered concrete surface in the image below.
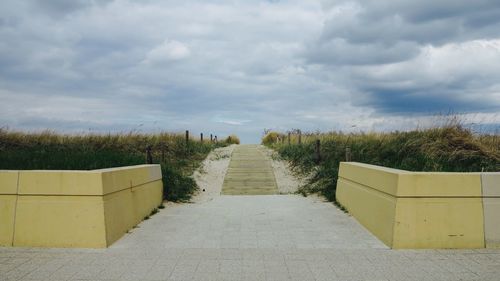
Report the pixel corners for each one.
[337,162,488,249]
[2,152,500,280]
[222,145,278,195]
[1,195,500,281]
[0,165,163,248]
[482,173,500,248]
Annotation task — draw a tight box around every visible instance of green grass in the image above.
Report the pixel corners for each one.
[263,125,499,202]
[0,129,233,202]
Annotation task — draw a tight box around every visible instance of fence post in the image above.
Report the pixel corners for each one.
[200,133,203,143]
[185,130,189,145]
[315,139,321,164]
[146,145,153,164]
[210,134,213,143]
[298,130,302,145]
[345,147,351,162]
[288,132,291,145]
[215,135,218,143]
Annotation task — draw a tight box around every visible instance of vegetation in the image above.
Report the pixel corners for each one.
[225,134,241,144]
[261,131,285,145]
[263,125,499,202]
[0,129,235,202]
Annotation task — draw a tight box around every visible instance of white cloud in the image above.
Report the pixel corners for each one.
[350,39,500,112]
[0,0,499,143]
[143,40,190,64]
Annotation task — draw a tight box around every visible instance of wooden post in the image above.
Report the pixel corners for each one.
[298,130,302,145]
[215,135,218,143]
[315,139,321,164]
[288,132,291,145]
[185,130,189,145]
[210,134,213,142]
[345,147,351,162]
[146,145,153,164]
[200,133,203,143]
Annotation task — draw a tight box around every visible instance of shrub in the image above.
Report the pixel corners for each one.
[0,129,226,202]
[265,125,499,202]
[225,134,240,144]
[261,132,285,145]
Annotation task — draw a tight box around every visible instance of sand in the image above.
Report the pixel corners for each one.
[191,144,235,203]
[259,145,305,194]
[192,144,304,203]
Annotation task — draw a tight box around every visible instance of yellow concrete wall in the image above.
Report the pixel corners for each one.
[101,180,163,246]
[337,162,402,196]
[0,165,163,248]
[103,189,135,246]
[14,196,107,248]
[336,162,494,249]
[18,171,103,195]
[0,195,17,246]
[0,171,19,246]
[337,178,397,247]
[131,181,164,224]
[0,171,19,194]
[393,198,484,249]
[482,173,500,248]
[100,164,163,195]
[397,173,481,197]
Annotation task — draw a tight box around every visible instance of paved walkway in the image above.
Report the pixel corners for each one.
[1,195,500,281]
[1,146,500,281]
[222,145,278,195]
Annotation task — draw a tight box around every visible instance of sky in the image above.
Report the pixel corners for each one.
[1,0,499,143]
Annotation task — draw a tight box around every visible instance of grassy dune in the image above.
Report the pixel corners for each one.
[0,129,231,201]
[263,126,499,201]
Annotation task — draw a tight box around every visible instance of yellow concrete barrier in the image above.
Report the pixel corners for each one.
[336,162,499,249]
[482,173,500,248]
[0,165,163,248]
[0,171,18,246]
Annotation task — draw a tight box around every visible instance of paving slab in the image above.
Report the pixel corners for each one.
[2,145,500,280]
[1,195,500,280]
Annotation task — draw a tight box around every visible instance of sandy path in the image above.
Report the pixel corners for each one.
[260,145,305,194]
[191,144,235,203]
[192,144,304,203]
[222,145,278,195]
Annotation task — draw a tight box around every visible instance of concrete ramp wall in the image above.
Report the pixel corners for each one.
[336,162,499,249]
[0,165,163,248]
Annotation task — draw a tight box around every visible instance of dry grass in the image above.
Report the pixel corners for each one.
[263,125,499,201]
[0,129,234,201]
[225,134,241,144]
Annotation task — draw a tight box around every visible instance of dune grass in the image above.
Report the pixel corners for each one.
[224,134,241,144]
[0,129,232,202]
[263,125,499,201]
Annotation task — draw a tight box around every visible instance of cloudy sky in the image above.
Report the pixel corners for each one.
[1,0,499,143]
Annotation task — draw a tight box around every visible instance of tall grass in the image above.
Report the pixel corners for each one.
[263,125,499,201]
[0,129,233,202]
[224,134,241,144]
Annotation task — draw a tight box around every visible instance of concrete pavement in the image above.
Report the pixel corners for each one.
[1,195,499,281]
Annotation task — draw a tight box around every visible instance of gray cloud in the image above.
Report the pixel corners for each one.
[311,0,500,67]
[306,1,500,119]
[28,0,114,17]
[0,0,499,143]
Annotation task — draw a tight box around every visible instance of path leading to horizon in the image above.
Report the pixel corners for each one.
[1,145,500,280]
[222,145,278,195]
